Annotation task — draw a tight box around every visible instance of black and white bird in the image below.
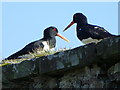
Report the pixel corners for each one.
[63,13,116,44]
[6,26,69,60]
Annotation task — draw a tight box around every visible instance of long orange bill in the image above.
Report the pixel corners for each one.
[56,33,70,42]
[63,21,75,32]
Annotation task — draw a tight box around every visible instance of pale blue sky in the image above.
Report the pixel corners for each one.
[2,2,118,59]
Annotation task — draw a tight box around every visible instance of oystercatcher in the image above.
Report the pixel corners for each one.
[6,26,69,60]
[63,13,116,44]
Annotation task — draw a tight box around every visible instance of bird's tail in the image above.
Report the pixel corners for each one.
[5,49,26,60]
[5,53,20,60]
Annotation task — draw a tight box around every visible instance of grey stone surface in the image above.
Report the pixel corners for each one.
[1,36,120,88]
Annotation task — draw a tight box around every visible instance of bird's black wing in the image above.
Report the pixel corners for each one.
[87,25,115,39]
[6,40,44,60]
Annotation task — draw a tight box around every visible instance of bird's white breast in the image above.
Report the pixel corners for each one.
[42,41,55,52]
[42,41,50,51]
[81,37,102,44]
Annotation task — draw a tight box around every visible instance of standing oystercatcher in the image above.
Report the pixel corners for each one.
[6,26,69,60]
[63,13,116,44]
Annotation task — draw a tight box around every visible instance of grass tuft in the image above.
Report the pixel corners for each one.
[0,48,69,67]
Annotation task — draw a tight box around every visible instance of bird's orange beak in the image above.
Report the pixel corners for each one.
[56,33,70,42]
[63,21,75,32]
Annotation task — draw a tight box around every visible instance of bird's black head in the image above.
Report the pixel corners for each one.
[73,13,87,24]
[43,26,69,42]
[44,26,58,38]
[63,13,88,31]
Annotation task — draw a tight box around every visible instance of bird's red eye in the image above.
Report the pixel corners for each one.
[53,28,56,31]
[74,15,76,18]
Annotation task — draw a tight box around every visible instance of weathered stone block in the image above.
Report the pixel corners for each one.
[2,58,39,82]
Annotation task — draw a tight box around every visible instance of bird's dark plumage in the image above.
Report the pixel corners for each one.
[64,13,116,44]
[6,26,69,60]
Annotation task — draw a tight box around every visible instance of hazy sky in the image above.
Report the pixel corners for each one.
[2,2,118,59]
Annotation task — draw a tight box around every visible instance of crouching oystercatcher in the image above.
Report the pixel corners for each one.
[63,13,116,44]
[6,26,69,60]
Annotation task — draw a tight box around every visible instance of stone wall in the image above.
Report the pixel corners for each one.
[1,36,120,89]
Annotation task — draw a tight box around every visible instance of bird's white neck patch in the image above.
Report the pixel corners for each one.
[81,37,102,44]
